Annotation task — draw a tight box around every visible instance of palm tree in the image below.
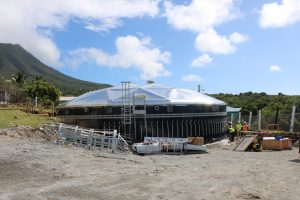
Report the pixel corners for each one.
[12,71,26,87]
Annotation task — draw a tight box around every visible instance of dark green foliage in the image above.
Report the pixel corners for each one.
[25,78,60,104]
[0,43,111,95]
[211,92,300,131]
[12,71,26,87]
[211,92,300,115]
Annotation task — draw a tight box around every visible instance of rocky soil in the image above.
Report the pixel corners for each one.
[0,128,299,200]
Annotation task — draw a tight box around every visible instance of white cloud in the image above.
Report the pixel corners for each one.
[195,28,248,54]
[181,74,203,82]
[163,0,247,60]
[269,65,282,72]
[66,35,171,80]
[0,0,160,66]
[259,0,300,28]
[85,18,123,33]
[191,53,213,68]
[164,0,238,32]
[229,32,249,44]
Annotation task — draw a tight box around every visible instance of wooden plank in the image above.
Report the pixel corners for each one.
[233,135,257,152]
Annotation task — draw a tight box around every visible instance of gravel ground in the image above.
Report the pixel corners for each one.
[0,135,299,200]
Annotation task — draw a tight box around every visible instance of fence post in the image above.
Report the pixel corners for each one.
[248,111,252,129]
[290,105,296,132]
[111,130,117,153]
[238,112,241,122]
[74,126,78,143]
[258,110,262,130]
[88,129,94,149]
[57,123,63,144]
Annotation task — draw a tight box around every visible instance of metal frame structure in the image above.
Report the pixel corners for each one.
[57,123,128,153]
[57,83,227,142]
[121,81,132,142]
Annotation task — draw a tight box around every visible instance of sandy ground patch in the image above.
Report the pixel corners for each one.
[0,136,299,200]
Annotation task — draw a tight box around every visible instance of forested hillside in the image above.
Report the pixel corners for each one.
[0,43,111,95]
[212,92,300,114]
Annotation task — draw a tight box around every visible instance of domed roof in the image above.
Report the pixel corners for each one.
[60,83,226,108]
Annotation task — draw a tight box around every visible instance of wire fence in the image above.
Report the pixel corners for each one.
[229,112,300,132]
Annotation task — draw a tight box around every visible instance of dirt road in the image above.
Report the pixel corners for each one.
[0,136,299,200]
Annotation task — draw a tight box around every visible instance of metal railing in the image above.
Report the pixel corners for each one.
[56,123,129,153]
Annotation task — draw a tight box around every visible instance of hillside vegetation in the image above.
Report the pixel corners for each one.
[212,92,300,114]
[212,92,300,131]
[0,43,111,95]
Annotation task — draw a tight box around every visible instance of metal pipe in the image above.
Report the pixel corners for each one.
[167,121,170,138]
[171,120,174,138]
[181,120,184,138]
[151,121,154,139]
[162,121,164,137]
[156,121,159,138]
[176,121,179,138]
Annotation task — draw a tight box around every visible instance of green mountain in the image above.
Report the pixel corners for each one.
[0,43,111,95]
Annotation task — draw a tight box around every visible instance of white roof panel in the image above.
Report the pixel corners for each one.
[62,83,226,107]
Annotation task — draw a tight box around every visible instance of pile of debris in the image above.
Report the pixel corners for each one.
[132,137,208,155]
[0,124,58,141]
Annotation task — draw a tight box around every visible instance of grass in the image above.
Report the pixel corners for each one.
[0,109,53,128]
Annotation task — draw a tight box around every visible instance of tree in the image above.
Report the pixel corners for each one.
[12,71,27,87]
[0,78,26,103]
[25,78,60,105]
[269,93,288,127]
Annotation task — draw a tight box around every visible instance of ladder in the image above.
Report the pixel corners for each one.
[121,81,133,143]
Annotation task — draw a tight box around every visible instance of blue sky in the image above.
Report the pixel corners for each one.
[1,0,300,94]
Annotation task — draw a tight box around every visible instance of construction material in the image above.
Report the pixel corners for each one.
[56,123,129,153]
[262,137,292,150]
[281,138,292,150]
[233,135,257,151]
[132,142,162,155]
[262,138,282,150]
[133,136,208,155]
[188,137,204,145]
[184,144,208,152]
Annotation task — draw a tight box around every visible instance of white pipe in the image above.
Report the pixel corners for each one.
[248,111,252,128]
[258,110,262,130]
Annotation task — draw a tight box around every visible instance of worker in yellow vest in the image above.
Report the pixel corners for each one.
[226,122,236,143]
[234,121,242,140]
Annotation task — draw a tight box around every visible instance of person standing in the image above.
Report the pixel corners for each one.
[235,121,242,140]
[242,121,249,137]
[226,122,236,143]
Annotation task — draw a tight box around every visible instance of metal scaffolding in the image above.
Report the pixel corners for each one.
[121,81,132,142]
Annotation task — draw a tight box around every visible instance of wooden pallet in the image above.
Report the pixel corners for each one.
[233,135,257,151]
